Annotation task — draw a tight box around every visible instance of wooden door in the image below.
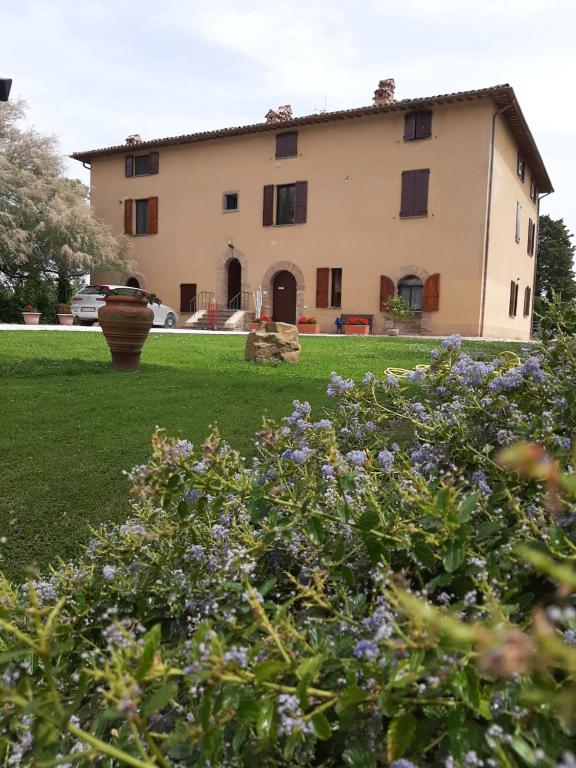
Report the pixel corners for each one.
[272,270,297,324]
[180,283,197,313]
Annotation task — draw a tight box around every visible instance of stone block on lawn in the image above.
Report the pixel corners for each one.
[245,322,301,364]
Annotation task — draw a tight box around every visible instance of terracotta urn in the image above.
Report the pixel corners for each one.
[98,294,153,370]
[22,312,41,325]
[344,324,370,336]
[297,323,320,335]
[58,314,74,326]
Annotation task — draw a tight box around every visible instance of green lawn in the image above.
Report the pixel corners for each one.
[0,330,517,579]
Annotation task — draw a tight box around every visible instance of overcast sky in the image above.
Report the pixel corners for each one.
[3,0,575,238]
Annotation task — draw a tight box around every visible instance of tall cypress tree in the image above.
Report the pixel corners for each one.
[536,215,576,301]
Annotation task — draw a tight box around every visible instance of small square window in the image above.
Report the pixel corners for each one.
[223,192,239,212]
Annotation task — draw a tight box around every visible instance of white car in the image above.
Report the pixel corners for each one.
[71,285,178,328]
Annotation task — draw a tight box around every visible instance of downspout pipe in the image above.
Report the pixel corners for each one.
[479,104,512,337]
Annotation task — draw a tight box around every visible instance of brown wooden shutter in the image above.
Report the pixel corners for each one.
[509,281,516,316]
[514,283,519,316]
[316,267,329,308]
[149,151,159,174]
[275,134,287,158]
[403,112,416,141]
[523,286,531,317]
[148,197,158,234]
[414,169,430,216]
[379,275,395,311]
[286,132,298,156]
[416,111,432,139]
[263,185,274,226]
[295,181,308,224]
[124,199,133,235]
[125,155,134,177]
[423,273,440,312]
[400,171,416,217]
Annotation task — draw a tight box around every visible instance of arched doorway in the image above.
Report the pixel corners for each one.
[272,270,297,324]
[227,258,241,308]
[398,275,423,310]
[126,276,140,289]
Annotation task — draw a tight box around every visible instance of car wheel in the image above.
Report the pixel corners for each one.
[163,313,176,329]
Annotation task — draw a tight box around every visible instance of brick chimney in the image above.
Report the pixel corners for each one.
[265,104,293,123]
[373,79,395,107]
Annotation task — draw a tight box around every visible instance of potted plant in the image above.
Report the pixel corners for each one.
[382,295,413,336]
[344,316,370,336]
[55,303,74,326]
[297,316,320,334]
[248,314,271,331]
[97,286,154,370]
[21,304,41,325]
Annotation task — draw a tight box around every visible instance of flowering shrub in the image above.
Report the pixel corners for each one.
[2,303,576,766]
[55,303,72,314]
[298,316,318,324]
[345,316,369,325]
[22,304,37,312]
[382,295,413,322]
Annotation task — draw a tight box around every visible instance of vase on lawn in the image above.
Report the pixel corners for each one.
[58,314,74,326]
[98,294,153,371]
[22,312,41,325]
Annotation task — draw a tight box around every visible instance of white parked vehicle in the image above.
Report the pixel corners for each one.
[71,285,178,328]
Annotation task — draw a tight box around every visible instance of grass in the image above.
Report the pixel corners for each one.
[0,330,518,579]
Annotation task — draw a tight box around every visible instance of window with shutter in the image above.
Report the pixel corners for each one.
[316,268,329,308]
[523,286,531,317]
[276,184,296,225]
[125,156,134,177]
[124,199,133,235]
[330,268,342,308]
[400,169,430,217]
[509,281,519,317]
[380,275,395,311]
[527,219,535,256]
[517,153,526,182]
[404,111,432,141]
[276,132,298,158]
[530,177,537,202]
[423,274,440,312]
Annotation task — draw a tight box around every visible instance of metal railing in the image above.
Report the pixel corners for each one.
[188,291,214,315]
[227,291,251,311]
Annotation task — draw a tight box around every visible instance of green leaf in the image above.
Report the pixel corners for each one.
[413,541,436,568]
[142,680,178,716]
[256,698,276,741]
[306,517,324,545]
[296,654,324,681]
[457,492,480,523]
[259,577,277,596]
[463,666,480,709]
[387,712,416,762]
[335,686,367,714]
[312,712,332,740]
[343,742,377,768]
[237,693,259,722]
[511,736,538,766]
[358,508,379,532]
[135,638,156,681]
[443,538,466,573]
[253,659,288,683]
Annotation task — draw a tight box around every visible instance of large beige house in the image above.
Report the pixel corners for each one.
[72,79,552,338]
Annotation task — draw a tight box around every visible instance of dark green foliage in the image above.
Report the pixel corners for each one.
[536,214,576,301]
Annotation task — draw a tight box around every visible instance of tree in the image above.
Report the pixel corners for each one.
[535,215,576,302]
[0,99,128,304]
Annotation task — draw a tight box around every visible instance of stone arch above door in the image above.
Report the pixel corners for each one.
[261,261,305,320]
[215,248,249,306]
